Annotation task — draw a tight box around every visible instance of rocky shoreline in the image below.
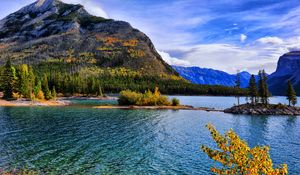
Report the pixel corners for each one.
[59,96,118,100]
[0,99,71,107]
[224,103,300,116]
[94,105,222,112]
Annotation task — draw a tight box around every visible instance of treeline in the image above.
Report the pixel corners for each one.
[0,59,56,100]
[33,61,248,96]
[0,60,248,99]
[247,70,297,106]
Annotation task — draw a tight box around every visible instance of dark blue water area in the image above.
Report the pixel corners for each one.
[69,99,118,106]
[0,96,299,174]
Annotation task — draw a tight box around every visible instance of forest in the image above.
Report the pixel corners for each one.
[0,59,247,100]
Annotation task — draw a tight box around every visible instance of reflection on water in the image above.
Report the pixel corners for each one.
[0,96,299,174]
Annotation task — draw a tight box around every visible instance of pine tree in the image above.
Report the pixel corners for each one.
[1,59,17,99]
[235,70,241,105]
[16,64,30,98]
[28,66,35,100]
[286,80,297,106]
[258,70,263,103]
[34,80,44,100]
[258,70,270,105]
[52,86,57,100]
[262,70,270,105]
[97,85,103,97]
[248,74,258,104]
[42,74,52,100]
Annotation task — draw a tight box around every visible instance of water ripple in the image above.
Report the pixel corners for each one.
[0,102,299,174]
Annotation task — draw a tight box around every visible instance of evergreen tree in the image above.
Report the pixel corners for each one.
[28,66,35,100]
[1,59,17,99]
[52,86,57,100]
[42,74,52,100]
[235,70,241,105]
[286,80,297,106]
[97,85,103,97]
[258,70,263,103]
[34,80,44,100]
[258,70,270,105]
[248,74,258,104]
[15,64,36,100]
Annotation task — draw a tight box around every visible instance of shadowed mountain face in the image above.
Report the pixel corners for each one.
[0,0,176,75]
[173,66,256,88]
[268,51,300,95]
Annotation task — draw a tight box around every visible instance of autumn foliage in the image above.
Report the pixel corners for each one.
[118,87,175,106]
[201,123,288,175]
[95,36,145,58]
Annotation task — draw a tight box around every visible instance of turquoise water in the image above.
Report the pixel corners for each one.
[0,96,299,174]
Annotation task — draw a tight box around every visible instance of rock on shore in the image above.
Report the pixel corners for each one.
[224,103,300,116]
[0,99,71,106]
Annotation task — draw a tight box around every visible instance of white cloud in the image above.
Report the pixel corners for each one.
[166,40,291,74]
[178,44,275,74]
[256,36,284,45]
[158,51,191,67]
[62,0,109,18]
[286,36,300,51]
[240,34,247,42]
[173,16,209,28]
[165,35,300,74]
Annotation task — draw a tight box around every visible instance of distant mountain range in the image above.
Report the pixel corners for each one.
[174,51,300,95]
[173,66,256,88]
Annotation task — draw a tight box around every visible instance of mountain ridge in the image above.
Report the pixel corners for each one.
[173,66,257,88]
[0,0,176,75]
[268,51,300,95]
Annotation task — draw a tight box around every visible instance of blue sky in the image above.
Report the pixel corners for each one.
[1,0,300,73]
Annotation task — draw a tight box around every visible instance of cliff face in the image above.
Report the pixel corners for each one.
[268,51,300,95]
[0,0,176,75]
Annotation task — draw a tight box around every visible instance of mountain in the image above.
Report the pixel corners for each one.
[0,0,176,75]
[173,66,255,88]
[268,51,300,95]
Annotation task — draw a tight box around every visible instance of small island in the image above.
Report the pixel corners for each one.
[94,88,188,110]
[225,72,300,116]
[93,88,222,111]
[224,103,300,116]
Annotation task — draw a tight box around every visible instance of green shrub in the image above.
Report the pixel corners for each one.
[118,88,172,106]
[171,98,180,106]
[118,90,142,105]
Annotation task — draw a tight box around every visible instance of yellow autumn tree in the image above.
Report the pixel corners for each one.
[201,123,288,175]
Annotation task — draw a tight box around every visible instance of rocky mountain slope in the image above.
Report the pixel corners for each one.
[0,0,176,75]
[173,66,256,88]
[268,51,300,95]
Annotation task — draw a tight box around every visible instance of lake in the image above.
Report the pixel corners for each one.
[0,96,299,174]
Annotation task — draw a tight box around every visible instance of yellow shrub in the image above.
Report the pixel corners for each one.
[12,92,21,99]
[36,90,45,100]
[201,123,288,175]
[118,88,174,106]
